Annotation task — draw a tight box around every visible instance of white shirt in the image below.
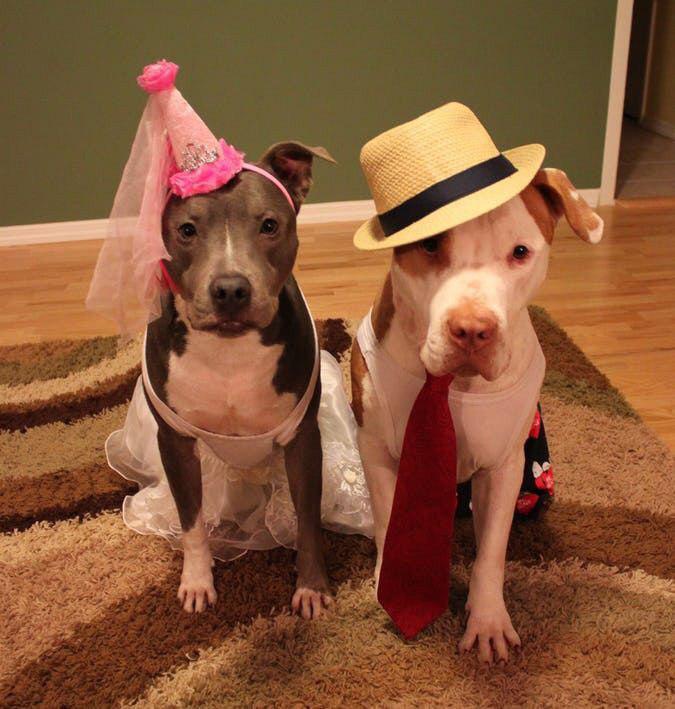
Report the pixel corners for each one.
[356,310,545,477]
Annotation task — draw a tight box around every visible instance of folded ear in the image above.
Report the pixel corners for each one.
[259,141,336,211]
[531,168,604,244]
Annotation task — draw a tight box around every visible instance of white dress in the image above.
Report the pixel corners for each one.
[106,342,373,561]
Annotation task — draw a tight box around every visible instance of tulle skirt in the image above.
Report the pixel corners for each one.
[106,351,373,560]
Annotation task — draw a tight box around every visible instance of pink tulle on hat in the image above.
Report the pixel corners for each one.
[86,59,289,337]
[136,61,245,198]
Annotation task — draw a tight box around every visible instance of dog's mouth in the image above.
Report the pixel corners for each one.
[187,312,255,337]
[181,294,279,336]
[203,319,252,337]
[438,359,496,380]
[451,362,483,377]
[422,343,510,381]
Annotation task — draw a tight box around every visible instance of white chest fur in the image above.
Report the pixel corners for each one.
[165,329,298,436]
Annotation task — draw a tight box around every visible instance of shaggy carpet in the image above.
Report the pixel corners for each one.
[1,309,673,707]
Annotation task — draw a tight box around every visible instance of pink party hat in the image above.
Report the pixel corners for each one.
[136,60,244,198]
[86,60,294,337]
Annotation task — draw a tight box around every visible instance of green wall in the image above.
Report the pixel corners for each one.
[2,0,617,226]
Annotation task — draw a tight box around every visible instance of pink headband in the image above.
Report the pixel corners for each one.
[242,162,296,211]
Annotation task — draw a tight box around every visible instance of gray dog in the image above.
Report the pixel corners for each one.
[139,142,335,618]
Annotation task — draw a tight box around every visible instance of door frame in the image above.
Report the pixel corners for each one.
[599,0,635,204]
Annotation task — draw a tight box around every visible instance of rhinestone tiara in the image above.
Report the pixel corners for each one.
[180,143,220,172]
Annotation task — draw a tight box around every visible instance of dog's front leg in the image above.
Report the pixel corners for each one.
[284,386,332,619]
[156,420,217,613]
[351,342,397,586]
[458,444,524,664]
[356,428,397,586]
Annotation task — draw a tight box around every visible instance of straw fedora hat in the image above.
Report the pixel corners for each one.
[354,102,545,250]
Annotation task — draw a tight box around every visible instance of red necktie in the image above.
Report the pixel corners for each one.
[377,371,457,639]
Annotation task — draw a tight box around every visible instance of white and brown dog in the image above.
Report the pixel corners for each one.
[351,105,603,663]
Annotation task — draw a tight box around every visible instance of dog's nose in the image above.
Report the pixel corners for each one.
[209,275,252,312]
[446,310,497,351]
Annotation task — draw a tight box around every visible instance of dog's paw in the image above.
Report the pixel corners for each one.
[291,587,333,620]
[177,568,217,613]
[458,603,521,665]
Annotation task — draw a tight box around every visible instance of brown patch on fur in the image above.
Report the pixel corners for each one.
[393,232,451,277]
[531,169,603,243]
[350,337,368,427]
[520,184,556,243]
[371,273,395,341]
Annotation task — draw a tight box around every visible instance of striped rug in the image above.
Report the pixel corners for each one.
[2,309,673,707]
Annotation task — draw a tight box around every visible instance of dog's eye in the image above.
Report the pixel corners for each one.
[512,245,530,261]
[178,223,197,239]
[420,237,439,254]
[260,218,279,236]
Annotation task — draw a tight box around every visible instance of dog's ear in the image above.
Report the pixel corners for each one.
[259,141,336,211]
[530,168,603,244]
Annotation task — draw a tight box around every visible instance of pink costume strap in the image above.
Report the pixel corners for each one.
[158,259,182,295]
[242,162,296,211]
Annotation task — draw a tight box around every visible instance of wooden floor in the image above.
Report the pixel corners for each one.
[3,200,675,450]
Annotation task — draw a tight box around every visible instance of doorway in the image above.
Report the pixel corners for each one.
[616,0,675,200]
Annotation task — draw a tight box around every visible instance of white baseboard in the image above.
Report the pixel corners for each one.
[0,200,376,247]
[0,192,600,247]
[639,116,675,141]
[0,218,110,247]
[298,199,376,224]
[579,188,600,207]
